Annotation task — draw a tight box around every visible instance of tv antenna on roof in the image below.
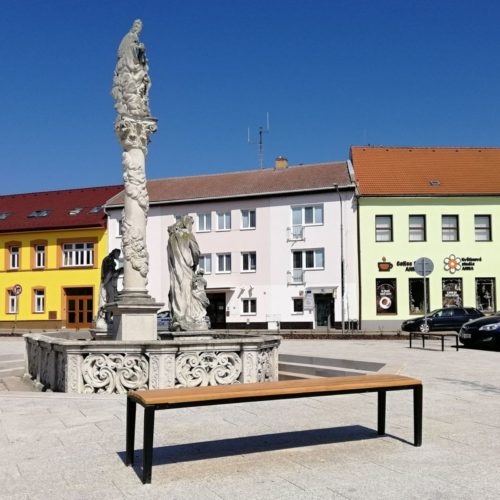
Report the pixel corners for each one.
[248,112,270,169]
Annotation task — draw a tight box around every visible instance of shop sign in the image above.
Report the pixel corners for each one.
[444,254,482,273]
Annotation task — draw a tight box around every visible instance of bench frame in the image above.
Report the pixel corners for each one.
[409,331,459,351]
[126,377,422,484]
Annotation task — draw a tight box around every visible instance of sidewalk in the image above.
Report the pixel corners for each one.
[0,338,499,498]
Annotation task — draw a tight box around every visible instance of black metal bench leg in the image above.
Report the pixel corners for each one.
[441,336,444,351]
[409,333,412,349]
[422,335,425,349]
[455,336,459,351]
[126,397,136,466]
[413,385,423,447]
[377,390,386,435]
[142,406,156,484]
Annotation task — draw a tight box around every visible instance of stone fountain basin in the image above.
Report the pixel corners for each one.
[24,331,281,394]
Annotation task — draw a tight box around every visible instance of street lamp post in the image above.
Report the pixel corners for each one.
[334,184,345,334]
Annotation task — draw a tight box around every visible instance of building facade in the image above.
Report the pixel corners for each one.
[352,146,500,330]
[106,160,359,330]
[0,186,121,329]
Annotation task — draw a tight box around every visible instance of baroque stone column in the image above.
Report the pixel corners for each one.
[109,19,163,340]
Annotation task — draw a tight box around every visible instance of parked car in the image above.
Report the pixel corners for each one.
[459,313,500,347]
[401,307,484,333]
[157,310,172,330]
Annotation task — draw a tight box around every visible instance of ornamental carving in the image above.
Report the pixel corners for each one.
[176,352,242,387]
[257,348,274,382]
[81,353,149,394]
[121,218,149,279]
[122,149,149,211]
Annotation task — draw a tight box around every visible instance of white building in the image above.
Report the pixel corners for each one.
[106,158,358,330]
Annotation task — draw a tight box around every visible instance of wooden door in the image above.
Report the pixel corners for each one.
[66,295,93,328]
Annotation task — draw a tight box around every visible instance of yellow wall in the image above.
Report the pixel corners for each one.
[0,228,107,324]
[359,196,500,329]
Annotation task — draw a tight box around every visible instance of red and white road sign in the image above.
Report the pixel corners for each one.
[12,284,22,296]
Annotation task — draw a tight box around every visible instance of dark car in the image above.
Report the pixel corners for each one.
[459,313,500,347]
[401,307,484,333]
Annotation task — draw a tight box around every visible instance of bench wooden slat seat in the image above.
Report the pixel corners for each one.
[126,374,423,484]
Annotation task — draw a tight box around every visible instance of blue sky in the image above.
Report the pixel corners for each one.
[3,0,500,194]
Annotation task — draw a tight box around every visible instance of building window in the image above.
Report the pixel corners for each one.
[198,254,212,274]
[375,216,393,242]
[197,213,212,232]
[442,278,462,308]
[409,278,430,314]
[34,289,45,313]
[292,205,324,226]
[35,245,46,268]
[9,246,20,269]
[442,215,459,241]
[242,298,257,314]
[8,290,18,314]
[475,215,491,241]
[241,209,256,229]
[217,253,231,273]
[376,278,397,314]
[476,278,496,313]
[293,298,304,313]
[409,215,426,242]
[241,252,257,272]
[217,211,231,231]
[292,249,324,270]
[62,242,94,267]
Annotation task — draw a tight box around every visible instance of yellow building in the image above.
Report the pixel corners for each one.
[0,185,121,329]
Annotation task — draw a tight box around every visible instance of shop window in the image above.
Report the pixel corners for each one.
[409,278,430,314]
[376,278,397,314]
[476,278,496,313]
[375,216,393,242]
[442,278,463,308]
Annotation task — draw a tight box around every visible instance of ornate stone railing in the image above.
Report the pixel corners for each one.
[23,333,280,394]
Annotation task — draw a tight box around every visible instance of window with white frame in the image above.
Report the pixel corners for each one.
[217,211,231,231]
[8,291,18,314]
[62,242,94,267]
[35,245,46,268]
[241,209,256,229]
[292,205,324,226]
[34,289,45,313]
[241,252,257,272]
[292,249,325,270]
[242,298,257,314]
[375,215,393,242]
[198,254,212,274]
[197,212,212,232]
[475,215,491,241]
[292,298,304,313]
[409,215,426,242]
[442,215,459,241]
[9,246,20,269]
[217,253,231,273]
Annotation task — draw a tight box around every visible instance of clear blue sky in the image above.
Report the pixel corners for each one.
[3,0,500,194]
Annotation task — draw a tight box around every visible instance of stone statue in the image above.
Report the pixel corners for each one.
[167,216,210,331]
[96,249,123,328]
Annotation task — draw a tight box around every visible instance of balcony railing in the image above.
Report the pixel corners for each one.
[287,225,304,241]
[287,269,305,285]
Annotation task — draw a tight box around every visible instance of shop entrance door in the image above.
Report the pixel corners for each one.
[206,293,226,329]
[65,287,93,328]
[315,294,334,328]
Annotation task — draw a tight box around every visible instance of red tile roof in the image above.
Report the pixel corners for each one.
[351,146,500,196]
[107,162,352,207]
[0,185,122,233]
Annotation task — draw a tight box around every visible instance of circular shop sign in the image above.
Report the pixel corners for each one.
[379,296,392,309]
[12,284,22,296]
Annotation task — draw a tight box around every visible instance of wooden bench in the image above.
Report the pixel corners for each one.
[409,331,459,351]
[126,374,423,483]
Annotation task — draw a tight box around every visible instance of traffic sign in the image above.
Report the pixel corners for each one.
[414,257,434,277]
[12,284,22,296]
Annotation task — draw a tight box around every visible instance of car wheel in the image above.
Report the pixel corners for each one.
[418,323,430,333]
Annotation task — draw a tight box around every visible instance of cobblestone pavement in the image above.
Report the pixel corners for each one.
[0,337,499,499]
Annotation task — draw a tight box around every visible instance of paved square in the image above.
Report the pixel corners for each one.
[0,337,499,498]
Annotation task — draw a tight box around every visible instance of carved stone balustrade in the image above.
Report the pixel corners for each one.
[24,332,280,394]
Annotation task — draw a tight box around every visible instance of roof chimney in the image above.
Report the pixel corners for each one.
[275,156,288,169]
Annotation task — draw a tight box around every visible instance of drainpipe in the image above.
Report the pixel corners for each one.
[334,184,345,334]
